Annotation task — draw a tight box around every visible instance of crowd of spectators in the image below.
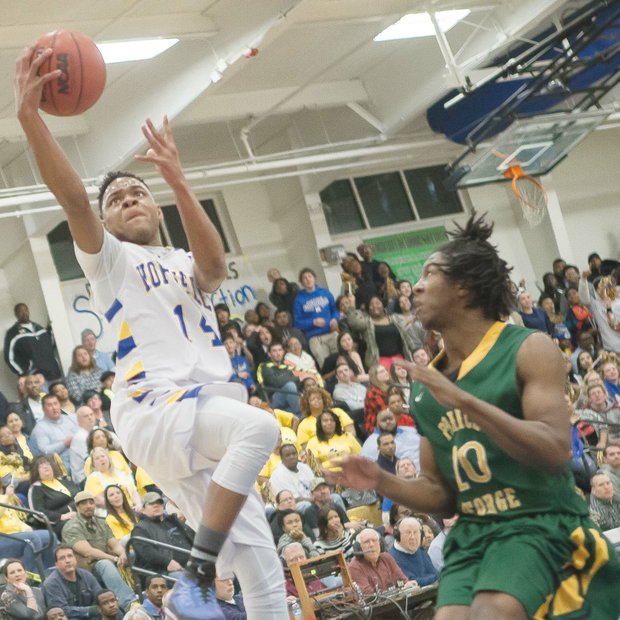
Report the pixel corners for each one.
[231,248,620,612]
[0,246,619,618]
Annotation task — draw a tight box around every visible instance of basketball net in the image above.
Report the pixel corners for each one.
[502,164,548,227]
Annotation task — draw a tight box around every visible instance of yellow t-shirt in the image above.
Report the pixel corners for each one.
[305,433,361,471]
[84,470,138,506]
[274,409,296,430]
[259,453,281,479]
[0,495,30,534]
[135,467,157,496]
[16,435,33,461]
[296,408,354,446]
[0,453,27,481]
[84,450,131,477]
[280,426,301,453]
[105,511,135,540]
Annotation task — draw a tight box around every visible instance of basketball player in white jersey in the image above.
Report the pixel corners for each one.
[16,47,288,620]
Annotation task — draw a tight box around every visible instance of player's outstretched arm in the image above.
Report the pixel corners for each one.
[135,117,227,292]
[15,47,103,254]
[327,438,456,514]
[397,333,571,475]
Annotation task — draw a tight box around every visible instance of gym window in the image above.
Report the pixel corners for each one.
[47,197,232,282]
[320,164,463,235]
[319,179,365,235]
[161,198,231,253]
[47,221,85,282]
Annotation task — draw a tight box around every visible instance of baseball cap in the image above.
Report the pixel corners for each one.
[310,477,329,492]
[74,490,95,504]
[142,492,164,505]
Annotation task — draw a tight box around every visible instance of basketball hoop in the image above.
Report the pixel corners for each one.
[502,164,547,227]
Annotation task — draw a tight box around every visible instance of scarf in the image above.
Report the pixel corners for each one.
[42,478,72,496]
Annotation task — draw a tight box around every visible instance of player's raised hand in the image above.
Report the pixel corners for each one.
[135,116,185,189]
[392,358,417,379]
[325,455,381,491]
[15,47,61,118]
[393,358,465,409]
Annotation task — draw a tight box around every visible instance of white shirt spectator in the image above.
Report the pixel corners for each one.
[69,427,89,483]
[32,413,78,472]
[579,277,620,354]
[428,530,447,573]
[333,382,367,411]
[94,349,115,372]
[361,427,421,471]
[333,364,367,411]
[270,461,315,499]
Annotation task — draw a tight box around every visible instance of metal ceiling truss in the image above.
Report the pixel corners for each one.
[446,0,620,177]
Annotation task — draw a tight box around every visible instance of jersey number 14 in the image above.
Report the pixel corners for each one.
[173,304,221,346]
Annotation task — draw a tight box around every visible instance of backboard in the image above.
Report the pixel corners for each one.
[453,109,611,188]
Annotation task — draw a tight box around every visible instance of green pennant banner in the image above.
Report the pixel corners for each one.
[364,226,448,284]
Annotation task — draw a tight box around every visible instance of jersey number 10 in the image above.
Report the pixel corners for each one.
[452,441,492,492]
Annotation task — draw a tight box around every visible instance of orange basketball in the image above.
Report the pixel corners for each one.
[31,30,106,116]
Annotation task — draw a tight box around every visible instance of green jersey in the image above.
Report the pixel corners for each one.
[410,321,588,521]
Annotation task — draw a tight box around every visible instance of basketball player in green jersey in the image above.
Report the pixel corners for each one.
[329,213,620,619]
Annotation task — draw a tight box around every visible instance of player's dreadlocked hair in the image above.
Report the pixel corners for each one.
[97,171,150,216]
[437,211,513,321]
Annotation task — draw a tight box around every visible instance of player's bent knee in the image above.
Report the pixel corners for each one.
[246,409,280,448]
[470,591,527,620]
[222,407,280,464]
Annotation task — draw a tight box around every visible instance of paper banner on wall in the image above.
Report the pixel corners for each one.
[206,255,267,320]
[59,255,267,352]
[364,226,448,284]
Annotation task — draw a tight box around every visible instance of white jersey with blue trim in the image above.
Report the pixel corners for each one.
[74,231,232,394]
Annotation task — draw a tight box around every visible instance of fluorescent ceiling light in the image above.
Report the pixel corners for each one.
[97,38,179,64]
[374,10,470,41]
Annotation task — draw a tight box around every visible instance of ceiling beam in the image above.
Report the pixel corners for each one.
[377,0,570,136]
[0,116,89,143]
[453,0,569,69]
[68,4,306,176]
[178,80,368,125]
[0,14,217,50]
